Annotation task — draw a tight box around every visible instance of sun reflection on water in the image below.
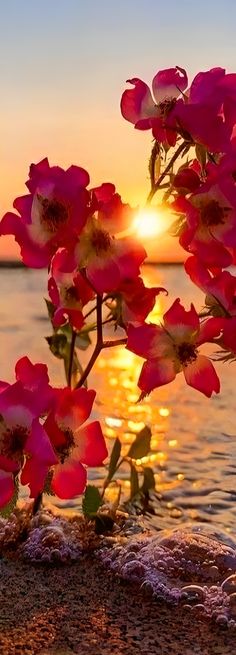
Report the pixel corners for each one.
[94,272,185,502]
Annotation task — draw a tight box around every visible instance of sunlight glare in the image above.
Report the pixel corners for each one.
[133,207,168,239]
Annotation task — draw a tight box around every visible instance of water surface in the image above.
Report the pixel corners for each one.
[1,265,236,538]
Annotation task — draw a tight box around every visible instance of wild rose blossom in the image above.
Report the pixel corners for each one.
[127,299,222,398]
[44,387,107,498]
[121,66,188,146]
[185,256,236,317]
[48,248,94,329]
[172,177,236,267]
[74,183,146,294]
[170,67,236,152]
[108,276,167,327]
[0,158,90,267]
[0,360,58,506]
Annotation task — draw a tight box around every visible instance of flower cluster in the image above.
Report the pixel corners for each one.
[122,65,236,397]
[0,357,107,507]
[1,64,236,509]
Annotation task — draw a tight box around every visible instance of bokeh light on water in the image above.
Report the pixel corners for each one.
[1,264,236,537]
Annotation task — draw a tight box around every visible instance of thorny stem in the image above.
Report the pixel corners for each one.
[68,329,77,388]
[146,141,187,204]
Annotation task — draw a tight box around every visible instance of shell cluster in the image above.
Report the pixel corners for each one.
[99,528,236,627]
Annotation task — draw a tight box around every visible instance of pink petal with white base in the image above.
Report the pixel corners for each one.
[120,78,156,124]
[163,299,199,342]
[127,323,171,359]
[183,355,220,397]
[152,66,188,103]
[55,388,96,432]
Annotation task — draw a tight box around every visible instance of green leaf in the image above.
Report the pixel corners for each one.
[44,298,55,322]
[127,426,151,460]
[142,467,156,494]
[45,333,67,359]
[82,485,102,518]
[107,438,121,484]
[63,344,84,387]
[0,479,19,518]
[195,143,206,168]
[75,330,92,351]
[130,463,139,499]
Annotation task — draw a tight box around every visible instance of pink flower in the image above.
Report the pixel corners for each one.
[48,249,94,329]
[44,387,108,498]
[0,378,57,506]
[0,158,90,268]
[185,256,236,317]
[173,178,236,267]
[173,164,201,195]
[121,66,188,146]
[74,185,146,294]
[127,298,222,398]
[172,67,234,152]
[113,277,167,327]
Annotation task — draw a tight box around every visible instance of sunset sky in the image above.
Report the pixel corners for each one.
[1,0,236,261]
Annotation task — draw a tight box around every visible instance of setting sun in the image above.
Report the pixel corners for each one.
[133,207,171,239]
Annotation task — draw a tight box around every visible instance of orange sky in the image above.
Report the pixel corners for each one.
[1,0,235,263]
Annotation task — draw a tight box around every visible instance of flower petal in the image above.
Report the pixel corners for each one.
[74,421,108,466]
[138,359,176,394]
[163,298,199,342]
[121,78,156,124]
[55,387,96,432]
[25,419,58,465]
[183,354,220,397]
[152,66,188,104]
[51,459,87,499]
[21,458,49,498]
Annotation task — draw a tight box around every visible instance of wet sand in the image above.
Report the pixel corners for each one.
[0,556,235,655]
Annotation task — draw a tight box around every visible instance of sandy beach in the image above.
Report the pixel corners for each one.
[0,556,235,655]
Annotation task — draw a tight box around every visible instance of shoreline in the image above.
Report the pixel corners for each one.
[0,556,235,655]
[0,507,236,654]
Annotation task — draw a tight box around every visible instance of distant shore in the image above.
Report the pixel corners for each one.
[0,260,182,269]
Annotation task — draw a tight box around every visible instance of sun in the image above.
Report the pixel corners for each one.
[133,207,169,239]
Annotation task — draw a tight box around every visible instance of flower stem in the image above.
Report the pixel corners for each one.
[68,329,77,388]
[32,492,43,516]
[76,293,128,389]
[146,141,187,204]
[76,295,103,388]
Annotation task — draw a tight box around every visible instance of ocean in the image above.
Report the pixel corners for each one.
[1,264,236,540]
